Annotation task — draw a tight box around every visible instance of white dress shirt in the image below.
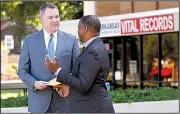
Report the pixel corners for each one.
[43,29,58,54]
[55,37,97,76]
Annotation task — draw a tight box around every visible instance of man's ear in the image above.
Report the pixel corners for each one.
[84,25,88,32]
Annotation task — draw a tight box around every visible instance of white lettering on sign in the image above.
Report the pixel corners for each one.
[120,14,174,34]
[121,20,139,34]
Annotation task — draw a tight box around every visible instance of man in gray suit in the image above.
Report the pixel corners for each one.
[45,15,115,113]
[18,2,80,113]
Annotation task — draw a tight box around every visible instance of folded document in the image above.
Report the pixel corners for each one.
[47,78,61,86]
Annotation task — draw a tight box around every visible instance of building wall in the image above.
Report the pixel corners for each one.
[95,1,179,16]
[133,1,157,12]
[96,1,120,16]
[158,1,179,9]
[119,1,132,14]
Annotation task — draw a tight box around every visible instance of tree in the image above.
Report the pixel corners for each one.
[1,1,83,40]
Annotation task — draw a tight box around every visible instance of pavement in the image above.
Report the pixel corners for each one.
[1,100,179,113]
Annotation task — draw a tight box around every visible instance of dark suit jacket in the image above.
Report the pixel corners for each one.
[57,38,115,113]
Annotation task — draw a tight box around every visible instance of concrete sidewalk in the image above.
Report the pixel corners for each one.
[1,100,179,113]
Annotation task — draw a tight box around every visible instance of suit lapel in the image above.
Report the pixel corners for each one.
[36,29,47,58]
[85,37,101,50]
[77,37,101,58]
[55,30,66,57]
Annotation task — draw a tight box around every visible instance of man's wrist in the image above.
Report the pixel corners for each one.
[55,67,62,76]
[33,81,37,91]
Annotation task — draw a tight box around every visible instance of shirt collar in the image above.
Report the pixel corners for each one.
[43,29,58,39]
[84,37,97,48]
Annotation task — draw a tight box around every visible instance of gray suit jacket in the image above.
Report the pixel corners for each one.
[18,29,80,112]
[57,38,115,113]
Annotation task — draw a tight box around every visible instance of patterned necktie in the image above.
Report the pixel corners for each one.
[47,34,54,61]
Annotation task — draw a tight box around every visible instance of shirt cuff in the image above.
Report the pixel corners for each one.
[55,67,62,76]
[33,87,37,92]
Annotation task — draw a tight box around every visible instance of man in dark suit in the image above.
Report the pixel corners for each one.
[45,15,115,113]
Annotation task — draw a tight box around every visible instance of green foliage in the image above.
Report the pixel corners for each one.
[1,95,28,108]
[161,33,178,58]
[143,35,158,61]
[1,87,178,107]
[53,1,83,20]
[1,1,83,40]
[142,33,178,60]
[137,33,179,74]
[109,87,178,103]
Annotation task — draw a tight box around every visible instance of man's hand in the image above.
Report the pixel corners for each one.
[34,81,48,90]
[54,84,70,97]
[45,55,60,73]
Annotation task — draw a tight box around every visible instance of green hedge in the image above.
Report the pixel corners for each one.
[1,95,28,108]
[109,87,178,103]
[1,87,178,108]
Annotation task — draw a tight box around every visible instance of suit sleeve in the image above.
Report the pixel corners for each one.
[71,37,80,69]
[18,38,37,90]
[57,50,100,93]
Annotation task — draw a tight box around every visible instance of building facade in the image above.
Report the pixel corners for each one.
[83,1,179,88]
[84,1,179,16]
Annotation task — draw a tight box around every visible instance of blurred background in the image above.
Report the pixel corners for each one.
[1,1,179,108]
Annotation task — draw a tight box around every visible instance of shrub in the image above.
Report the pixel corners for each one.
[1,87,178,107]
[109,87,178,103]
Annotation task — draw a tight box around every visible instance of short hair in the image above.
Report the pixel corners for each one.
[79,15,101,36]
[39,2,58,18]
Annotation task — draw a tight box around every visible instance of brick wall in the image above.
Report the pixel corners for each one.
[158,1,179,9]
[96,1,120,16]
[119,1,132,14]
[133,1,157,12]
[95,1,179,16]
